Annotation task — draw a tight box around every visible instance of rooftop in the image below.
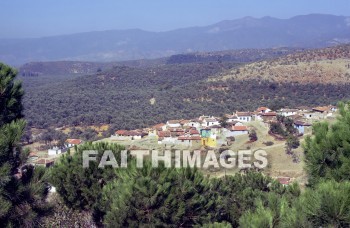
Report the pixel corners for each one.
[66,139,82,145]
[231,126,248,131]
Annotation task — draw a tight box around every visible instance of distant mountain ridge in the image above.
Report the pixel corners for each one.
[19,47,301,76]
[1,14,350,66]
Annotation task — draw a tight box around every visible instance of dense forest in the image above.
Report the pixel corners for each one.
[21,61,349,132]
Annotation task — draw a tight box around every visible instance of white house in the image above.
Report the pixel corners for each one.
[176,136,201,147]
[184,119,201,129]
[278,109,298,117]
[157,131,177,145]
[111,130,144,140]
[303,112,317,119]
[294,121,311,135]
[224,126,249,137]
[48,147,62,156]
[256,107,272,114]
[236,112,253,122]
[202,117,220,127]
[166,120,181,128]
[65,139,82,148]
[226,114,238,123]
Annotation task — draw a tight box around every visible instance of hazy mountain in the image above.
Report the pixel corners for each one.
[1,14,350,66]
[18,47,300,76]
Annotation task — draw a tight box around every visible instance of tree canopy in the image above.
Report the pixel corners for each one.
[0,63,49,227]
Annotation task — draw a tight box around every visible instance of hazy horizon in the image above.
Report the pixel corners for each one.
[2,0,350,39]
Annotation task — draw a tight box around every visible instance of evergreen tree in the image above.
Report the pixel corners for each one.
[102,161,217,227]
[0,63,49,227]
[291,180,350,227]
[220,116,229,128]
[240,181,350,227]
[0,63,23,126]
[210,172,300,227]
[249,129,258,142]
[304,102,350,186]
[50,142,126,222]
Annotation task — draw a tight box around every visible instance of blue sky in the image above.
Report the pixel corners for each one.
[1,0,349,38]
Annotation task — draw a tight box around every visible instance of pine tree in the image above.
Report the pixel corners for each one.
[50,142,126,223]
[243,181,350,227]
[0,63,49,227]
[0,63,23,126]
[304,102,350,186]
[294,180,350,227]
[102,161,217,227]
[209,172,300,227]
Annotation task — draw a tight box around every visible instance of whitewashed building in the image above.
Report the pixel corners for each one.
[48,147,62,156]
[202,117,220,127]
[184,119,201,129]
[278,109,298,117]
[236,112,253,122]
[166,120,181,128]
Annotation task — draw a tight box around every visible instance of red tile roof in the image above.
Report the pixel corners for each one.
[127,131,143,136]
[231,126,248,131]
[236,112,252,117]
[178,136,201,141]
[261,112,277,116]
[152,123,165,130]
[257,107,269,112]
[312,106,329,112]
[66,139,82,145]
[189,129,199,135]
[157,131,171,137]
[115,130,127,135]
[168,120,180,124]
[115,130,143,136]
[169,128,185,132]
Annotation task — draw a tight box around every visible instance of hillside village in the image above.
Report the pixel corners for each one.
[27,104,337,178]
[108,105,336,148]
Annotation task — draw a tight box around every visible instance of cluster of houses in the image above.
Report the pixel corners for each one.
[29,104,336,168]
[110,105,337,148]
[27,139,84,168]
